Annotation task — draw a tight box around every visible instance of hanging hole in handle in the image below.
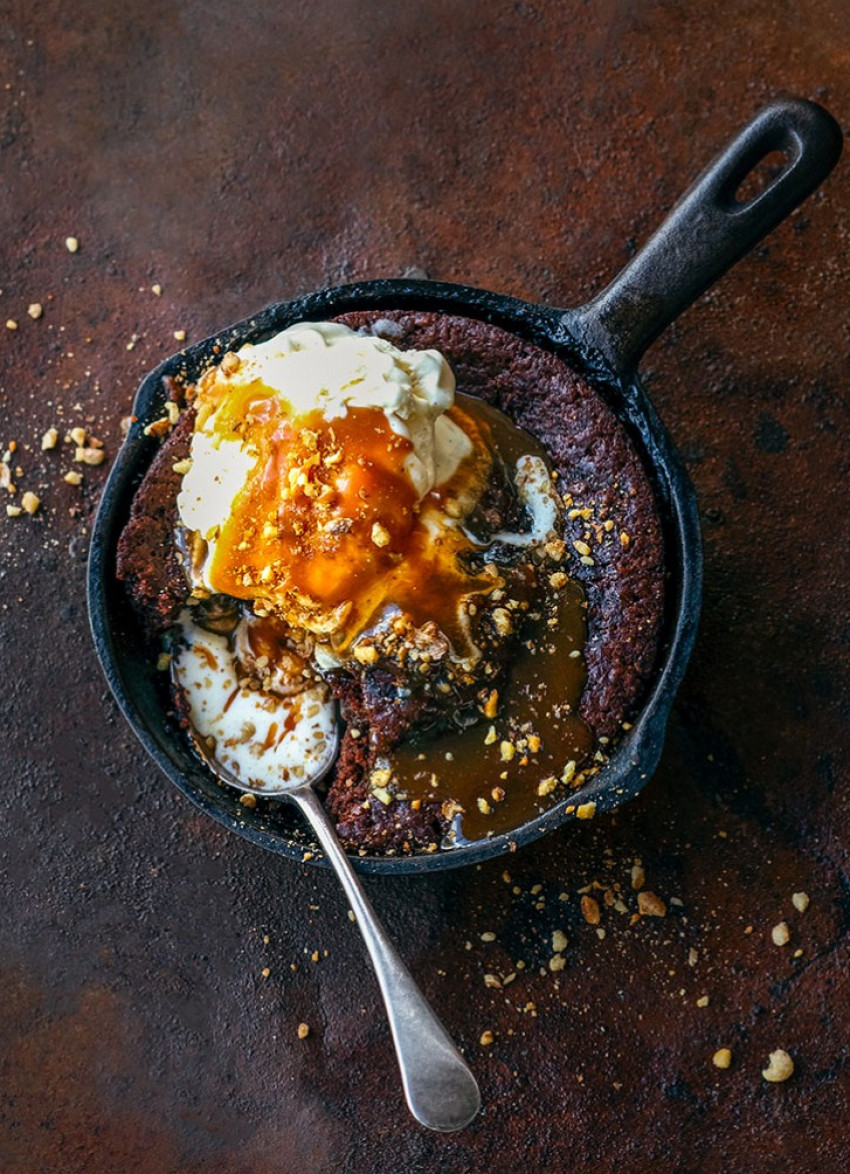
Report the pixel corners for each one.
[732,149,792,206]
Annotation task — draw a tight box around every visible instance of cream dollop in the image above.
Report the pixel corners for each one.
[173,613,336,789]
[177,322,471,545]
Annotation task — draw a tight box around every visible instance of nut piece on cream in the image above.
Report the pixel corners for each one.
[177,322,501,657]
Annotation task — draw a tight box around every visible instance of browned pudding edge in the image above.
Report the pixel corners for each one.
[116,407,196,636]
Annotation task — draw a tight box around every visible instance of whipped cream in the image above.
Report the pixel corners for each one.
[492,455,562,546]
[178,321,471,544]
[173,613,336,789]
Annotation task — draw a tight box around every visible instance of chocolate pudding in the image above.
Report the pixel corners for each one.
[116,311,664,855]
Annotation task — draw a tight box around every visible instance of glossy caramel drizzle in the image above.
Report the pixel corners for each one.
[385,578,593,841]
[201,384,501,654]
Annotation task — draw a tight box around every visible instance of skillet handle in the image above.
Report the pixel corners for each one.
[567,97,842,374]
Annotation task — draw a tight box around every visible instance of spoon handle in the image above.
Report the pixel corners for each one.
[291,785,481,1132]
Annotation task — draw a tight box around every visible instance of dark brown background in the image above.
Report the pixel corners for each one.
[1,2,848,1171]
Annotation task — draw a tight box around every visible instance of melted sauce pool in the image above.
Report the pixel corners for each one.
[382,578,593,841]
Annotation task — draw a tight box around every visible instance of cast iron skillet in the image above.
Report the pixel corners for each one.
[88,97,842,875]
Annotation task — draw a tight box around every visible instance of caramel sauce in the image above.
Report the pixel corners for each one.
[453,393,550,471]
[384,579,592,841]
[351,406,497,656]
[242,614,289,662]
[194,643,219,671]
[200,382,503,655]
[208,398,419,609]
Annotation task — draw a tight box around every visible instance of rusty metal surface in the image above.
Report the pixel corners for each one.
[1,2,848,1171]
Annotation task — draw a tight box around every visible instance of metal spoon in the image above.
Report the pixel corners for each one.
[193,724,481,1132]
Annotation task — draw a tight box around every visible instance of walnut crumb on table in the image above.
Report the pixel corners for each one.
[581,896,601,925]
[75,446,106,466]
[771,921,791,946]
[792,891,810,913]
[637,891,667,917]
[762,1049,794,1083]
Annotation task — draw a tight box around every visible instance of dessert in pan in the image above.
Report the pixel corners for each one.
[92,98,841,872]
[116,313,664,854]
